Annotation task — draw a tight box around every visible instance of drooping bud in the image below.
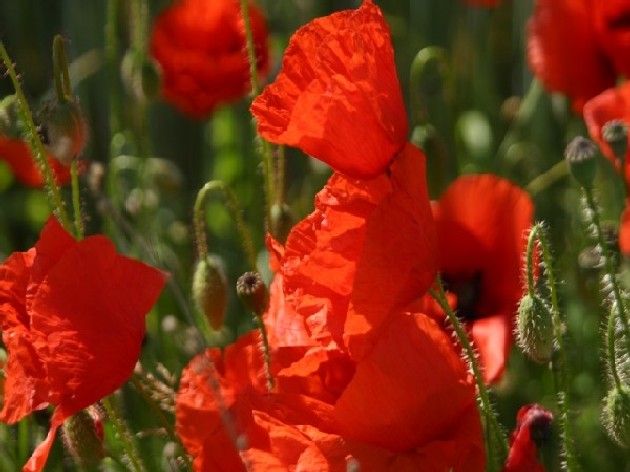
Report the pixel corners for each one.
[0,95,21,138]
[61,407,105,468]
[565,136,598,190]
[602,119,628,167]
[602,385,630,447]
[121,49,162,102]
[270,203,293,244]
[236,271,268,315]
[192,255,228,330]
[39,98,87,166]
[516,293,554,363]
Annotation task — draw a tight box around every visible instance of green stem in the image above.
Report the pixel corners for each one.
[129,375,193,471]
[527,224,578,472]
[71,160,83,240]
[193,180,258,271]
[52,35,72,103]
[0,42,71,230]
[239,0,275,226]
[429,276,508,463]
[526,160,569,196]
[102,395,145,472]
[583,189,630,354]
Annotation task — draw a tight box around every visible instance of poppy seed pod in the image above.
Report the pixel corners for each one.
[602,119,628,167]
[61,408,105,469]
[516,293,554,363]
[236,271,268,315]
[565,136,598,190]
[602,385,630,447]
[40,99,87,166]
[192,255,228,331]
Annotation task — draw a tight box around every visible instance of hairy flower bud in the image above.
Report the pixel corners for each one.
[602,119,628,166]
[602,385,630,447]
[0,95,21,139]
[192,255,228,330]
[40,99,87,166]
[516,293,554,363]
[565,136,598,190]
[236,271,268,315]
[61,407,105,468]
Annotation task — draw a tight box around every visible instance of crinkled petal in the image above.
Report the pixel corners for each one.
[251,0,407,178]
[620,201,630,256]
[278,144,437,358]
[0,249,35,330]
[26,218,166,419]
[594,0,630,80]
[527,0,615,112]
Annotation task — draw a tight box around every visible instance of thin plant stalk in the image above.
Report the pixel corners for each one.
[0,42,71,230]
[526,224,578,471]
[429,276,508,464]
[102,396,145,472]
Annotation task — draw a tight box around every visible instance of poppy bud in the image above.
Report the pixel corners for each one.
[236,271,268,315]
[564,136,598,190]
[0,95,20,139]
[602,119,628,167]
[270,203,293,244]
[516,293,554,363]
[40,99,87,166]
[602,385,630,447]
[61,407,105,468]
[192,255,228,330]
[121,49,162,102]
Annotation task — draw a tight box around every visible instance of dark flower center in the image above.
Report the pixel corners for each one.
[528,413,554,447]
[442,272,483,320]
[607,11,630,31]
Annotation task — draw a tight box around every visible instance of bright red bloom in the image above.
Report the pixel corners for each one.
[150,0,269,118]
[501,404,553,472]
[527,0,616,112]
[176,314,485,471]
[421,175,534,383]
[251,0,407,179]
[267,143,437,361]
[0,217,166,471]
[0,137,72,188]
[583,81,630,183]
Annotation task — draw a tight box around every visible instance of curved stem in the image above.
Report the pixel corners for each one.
[52,35,72,103]
[429,275,508,462]
[0,42,71,230]
[527,223,578,471]
[193,180,257,271]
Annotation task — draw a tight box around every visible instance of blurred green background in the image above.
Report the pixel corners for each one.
[0,0,628,470]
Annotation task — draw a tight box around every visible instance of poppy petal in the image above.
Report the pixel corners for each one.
[527,0,615,112]
[251,0,407,178]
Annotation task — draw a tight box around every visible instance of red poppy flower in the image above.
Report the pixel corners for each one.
[250,0,407,179]
[150,0,269,119]
[620,203,630,256]
[501,404,553,472]
[527,0,616,112]
[583,81,630,183]
[0,137,72,188]
[0,217,166,471]
[266,143,437,361]
[420,175,534,383]
[176,313,485,471]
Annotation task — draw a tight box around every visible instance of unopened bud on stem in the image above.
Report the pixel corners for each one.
[516,293,554,363]
[192,255,228,330]
[603,385,630,447]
